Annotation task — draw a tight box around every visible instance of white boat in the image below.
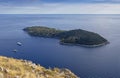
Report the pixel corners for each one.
[13,49,18,52]
[17,42,22,46]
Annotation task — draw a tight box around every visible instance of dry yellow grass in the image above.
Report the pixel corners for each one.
[0,56,78,78]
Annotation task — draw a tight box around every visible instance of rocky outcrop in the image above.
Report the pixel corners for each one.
[0,56,79,78]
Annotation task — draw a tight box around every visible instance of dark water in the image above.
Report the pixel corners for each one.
[0,14,120,78]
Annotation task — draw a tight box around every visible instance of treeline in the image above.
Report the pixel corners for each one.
[23,26,64,38]
[59,29,108,45]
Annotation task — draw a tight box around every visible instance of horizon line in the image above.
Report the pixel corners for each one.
[0,13,119,15]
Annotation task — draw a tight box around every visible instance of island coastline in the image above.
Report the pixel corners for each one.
[60,41,109,48]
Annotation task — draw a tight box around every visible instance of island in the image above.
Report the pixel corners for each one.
[23,26,109,47]
[0,56,78,78]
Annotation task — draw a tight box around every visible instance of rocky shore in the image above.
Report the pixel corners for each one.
[0,56,79,78]
[60,41,109,48]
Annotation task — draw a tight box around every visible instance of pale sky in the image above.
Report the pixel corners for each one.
[0,0,120,14]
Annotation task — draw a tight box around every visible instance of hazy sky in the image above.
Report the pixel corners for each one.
[0,0,120,14]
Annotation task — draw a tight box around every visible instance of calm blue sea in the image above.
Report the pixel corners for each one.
[0,14,120,78]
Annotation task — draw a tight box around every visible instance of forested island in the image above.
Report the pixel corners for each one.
[23,26,109,47]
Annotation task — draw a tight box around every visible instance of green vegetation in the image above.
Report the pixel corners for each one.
[24,26,108,47]
[0,56,78,78]
[23,26,64,38]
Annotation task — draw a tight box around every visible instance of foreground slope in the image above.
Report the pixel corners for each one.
[0,56,78,78]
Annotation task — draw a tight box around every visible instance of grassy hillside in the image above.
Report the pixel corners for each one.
[0,56,78,78]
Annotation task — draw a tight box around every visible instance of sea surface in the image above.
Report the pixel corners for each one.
[0,14,120,78]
